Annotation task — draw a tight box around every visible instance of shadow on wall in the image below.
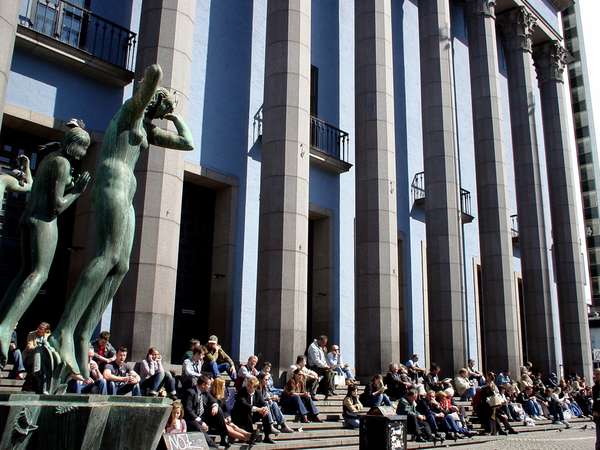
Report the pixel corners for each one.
[9,50,123,132]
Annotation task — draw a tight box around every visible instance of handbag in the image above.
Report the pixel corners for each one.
[486,393,504,407]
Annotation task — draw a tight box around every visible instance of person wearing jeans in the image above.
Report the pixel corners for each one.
[518,386,543,418]
[139,347,177,398]
[68,360,107,394]
[103,346,141,396]
[8,330,25,379]
[362,374,392,407]
[281,369,320,423]
[203,335,236,380]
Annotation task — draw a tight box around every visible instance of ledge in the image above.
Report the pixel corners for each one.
[15,25,134,88]
[310,147,352,174]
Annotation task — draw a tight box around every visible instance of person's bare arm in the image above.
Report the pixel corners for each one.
[128,64,163,119]
[147,113,194,151]
[103,368,126,383]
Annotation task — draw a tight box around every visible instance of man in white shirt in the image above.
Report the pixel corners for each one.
[182,346,206,388]
[405,354,426,382]
[326,345,354,382]
[307,335,335,397]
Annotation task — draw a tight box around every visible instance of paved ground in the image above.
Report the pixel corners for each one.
[466,424,597,449]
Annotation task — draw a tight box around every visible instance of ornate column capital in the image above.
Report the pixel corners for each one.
[465,0,497,19]
[534,41,568,84]
[498,6,537,53]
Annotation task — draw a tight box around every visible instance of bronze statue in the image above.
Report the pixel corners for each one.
[0,123,90,367]
[50,64,194,378]
[0,155,33,212]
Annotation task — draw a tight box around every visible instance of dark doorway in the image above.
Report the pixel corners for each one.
[307,214,331,347]
[310,65,319,117]
[398,238,408,361]
[476,264,485,371]
[0,124,76,345]
[517,277,527,363]
[171,182,216,362]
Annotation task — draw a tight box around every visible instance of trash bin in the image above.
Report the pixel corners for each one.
[359,413,407,450]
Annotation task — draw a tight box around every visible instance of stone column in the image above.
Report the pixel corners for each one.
[110,0,196,363]
[354,0,400,377]
[465,0,520,375]
[0,0,19,127]
[534,41,592,378]
[255,0,311,377]
[499,7,556,375]
[419,0,466,372]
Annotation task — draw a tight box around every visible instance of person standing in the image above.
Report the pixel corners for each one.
[593,368,600,449]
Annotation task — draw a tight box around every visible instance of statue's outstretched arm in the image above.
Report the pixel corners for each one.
[11,155,33,192]
[128,64,163,119]
[52,159,90,215]
[147,113,194,151]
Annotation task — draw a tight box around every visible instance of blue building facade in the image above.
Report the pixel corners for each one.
[0,0,591,379]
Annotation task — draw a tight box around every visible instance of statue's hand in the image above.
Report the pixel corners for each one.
[17,155,30,167]
[73,171,91,194]
[162,113,179,122]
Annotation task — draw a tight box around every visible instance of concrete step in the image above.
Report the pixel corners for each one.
[228,435,359,449]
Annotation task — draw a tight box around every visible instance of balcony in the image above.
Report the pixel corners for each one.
[511,214,519,244]
[253,105,352,174]
[17,0,136,85]
[411,171,474,224]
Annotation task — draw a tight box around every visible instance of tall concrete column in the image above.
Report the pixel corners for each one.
[534,42,592,378]
[354,0,400,377]
[111,0,196,363]
[419,0,466,373]
[498,7,556,374]
[465,0,520,375]
[255,0,311,377]
[0,0,19,127]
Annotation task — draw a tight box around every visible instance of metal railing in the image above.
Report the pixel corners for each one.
[310,116,349,162]
[511,214,519,239]
[411,171,425,204]
[20,0,137,71]
[253,105,350,164]
[411,171,474,219]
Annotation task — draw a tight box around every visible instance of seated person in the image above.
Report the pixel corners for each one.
[236,355,259,391]
[232,377,276,444]
[466,359,485,386]
[432,391,476,438]
[203,335,236,380]
[361,374,392,407]
[182,338,200,362]
[103,346,141,396]
[68,352,107,395]
[495,370,512,387]
[260,362,283,397]
[517,385,544,419]
[397,389,435,443]
[288,355,319,399]
[7,328,25,379]
[306,335,335,397]
[281,368,321,423]
[182,374,225,448]
[182,345,206,388]
[342,384,363,429]
[327,345,355,383]
[385,363,410,400]
[257,372,293,433]
[454,368,476,400]
[405,354,426,382]
[211,377,256,444]
[139,347,177,399]
[23,322,52,394]
[91,331,116,372]
[165,401,187,434]
[425,364,451,393]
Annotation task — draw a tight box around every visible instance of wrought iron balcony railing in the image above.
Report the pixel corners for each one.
[511,214,519,242]
[20,0,137,71]
[411,171,474,223]
[253,105,351,169]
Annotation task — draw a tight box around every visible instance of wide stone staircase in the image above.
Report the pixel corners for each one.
[0,367,592,449]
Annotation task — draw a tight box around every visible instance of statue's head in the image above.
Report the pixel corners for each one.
[146,87,177,120]
[62,119,90,160]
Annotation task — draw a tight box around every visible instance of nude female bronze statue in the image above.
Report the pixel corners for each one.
[50,64,194,378]
[0,123,90,366]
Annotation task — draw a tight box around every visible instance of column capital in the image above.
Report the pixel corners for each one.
[465,0,497,19]
[534,41,568,84]
[498,6,537,53]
